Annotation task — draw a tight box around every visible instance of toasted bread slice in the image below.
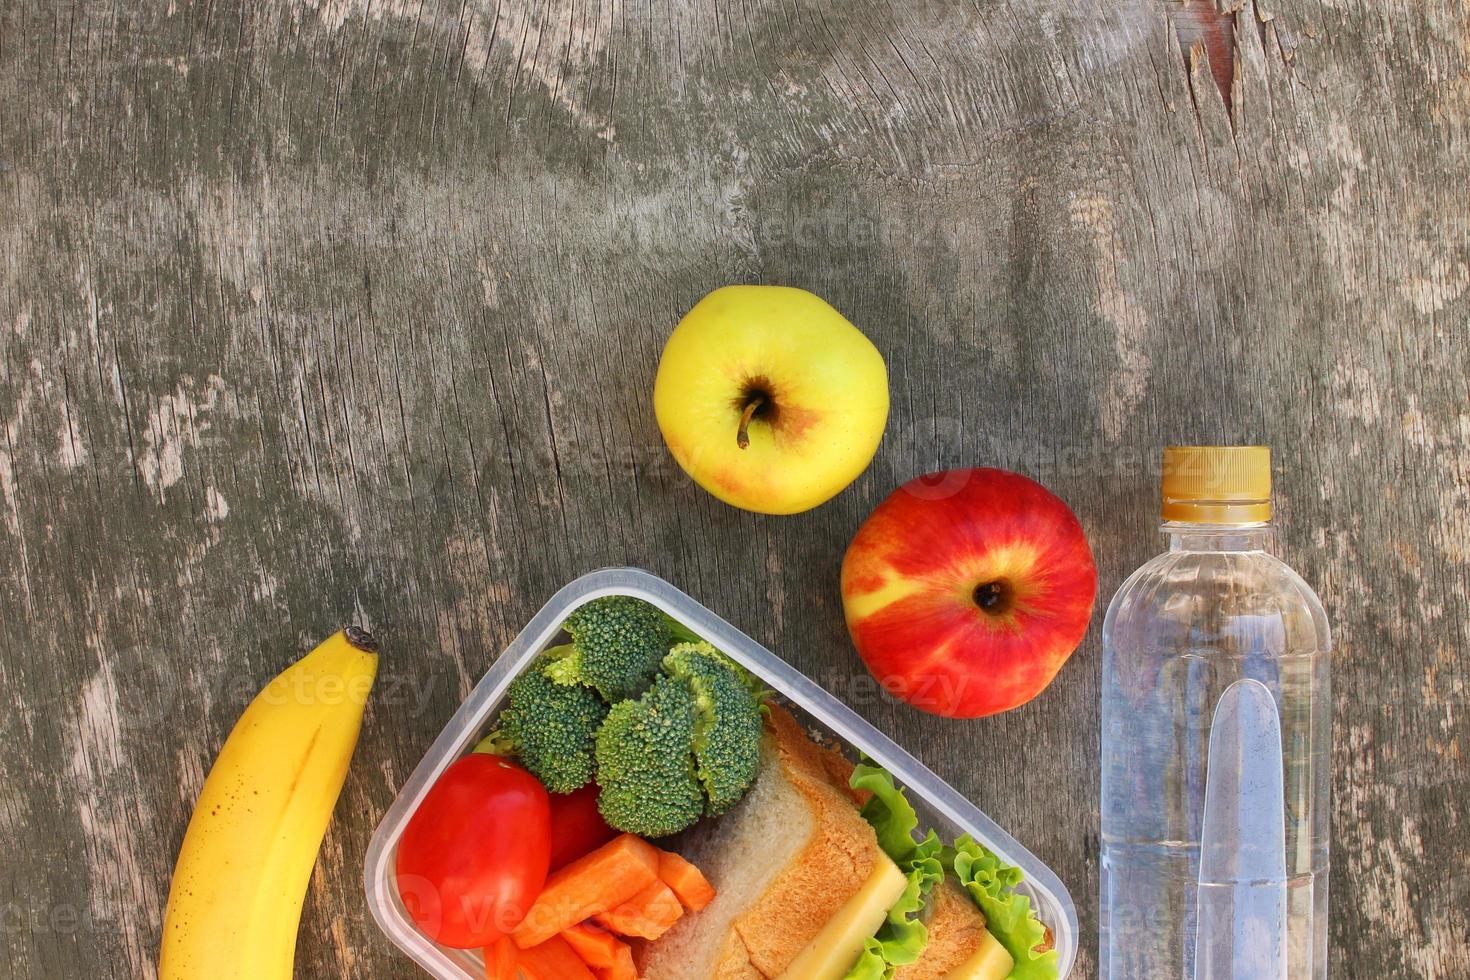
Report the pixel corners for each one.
[638,705,883,979]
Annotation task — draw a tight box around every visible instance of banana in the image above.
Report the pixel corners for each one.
[160,627,379,979]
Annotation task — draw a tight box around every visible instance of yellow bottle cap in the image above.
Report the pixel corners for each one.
[1161,446,1271,524]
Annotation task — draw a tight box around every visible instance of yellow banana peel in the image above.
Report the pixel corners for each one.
[160,628,378,979]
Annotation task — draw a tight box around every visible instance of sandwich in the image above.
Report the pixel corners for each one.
[637,705,1056,980]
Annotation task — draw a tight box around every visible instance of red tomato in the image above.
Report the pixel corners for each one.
[547,785,617,870]
[395,754,551,948]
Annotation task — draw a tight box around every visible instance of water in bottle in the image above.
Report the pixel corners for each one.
[1100,447,1330,979]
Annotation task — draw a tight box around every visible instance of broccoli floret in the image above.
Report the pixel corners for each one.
[594,674,704,837]
[663,642,766,815]
[545,596,672,702]
[495,659,609,793]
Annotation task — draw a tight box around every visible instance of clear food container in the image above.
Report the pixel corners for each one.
[364,567,1079,978]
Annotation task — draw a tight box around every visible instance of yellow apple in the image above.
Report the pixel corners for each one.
[654,286,889,515]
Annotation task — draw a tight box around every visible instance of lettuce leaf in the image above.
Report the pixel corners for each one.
[843,764,946,980]
[850,761,922,862]
[843,943,890,980]
[948,835,1059,980]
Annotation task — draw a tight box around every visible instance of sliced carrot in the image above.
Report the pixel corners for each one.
[593,946,638,980]
[511,833,661,949]
[657,848,716,912]
[516,934,597,980]
[485,936,518,980]
[594,880,685,940]
[560,923,637,980]
[560,922,630,970]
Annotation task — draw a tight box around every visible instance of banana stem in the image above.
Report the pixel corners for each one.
[343,625,379,652]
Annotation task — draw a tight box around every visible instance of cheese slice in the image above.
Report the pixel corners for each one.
[776,851,909,980]
[941,929,1014,980]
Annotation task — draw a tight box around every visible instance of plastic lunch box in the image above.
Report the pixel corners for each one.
[364,567,1079,978]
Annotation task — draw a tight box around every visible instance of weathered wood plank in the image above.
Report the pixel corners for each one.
[1,0,1466,976]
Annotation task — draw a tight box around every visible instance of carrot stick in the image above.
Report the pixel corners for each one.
[516,934,596,980]
[593,879,685,940]
[593,946,638,980]
[511,833,661,949]
[485,936,518,980]
[560,922,629,970]
[657,848,716,912]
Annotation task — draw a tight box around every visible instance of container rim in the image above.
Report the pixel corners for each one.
[364,566,1078,978]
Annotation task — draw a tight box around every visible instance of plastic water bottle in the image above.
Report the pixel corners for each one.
[1100,447,1330,979]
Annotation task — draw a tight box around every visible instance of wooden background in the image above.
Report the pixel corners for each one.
[2,0,1467,976]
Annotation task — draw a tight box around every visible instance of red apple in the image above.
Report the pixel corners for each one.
[840,468,1097,718]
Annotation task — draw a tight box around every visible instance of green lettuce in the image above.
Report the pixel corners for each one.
[850,761,922,861]
[948,835,1059,980]
[843,764,945,980]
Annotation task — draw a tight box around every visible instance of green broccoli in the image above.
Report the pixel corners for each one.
[594,674,704,837]
[663,642,766,815]
[544,596,672,702]
[493,659,609,793]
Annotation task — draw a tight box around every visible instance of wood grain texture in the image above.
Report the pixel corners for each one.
[1,0,1466,976]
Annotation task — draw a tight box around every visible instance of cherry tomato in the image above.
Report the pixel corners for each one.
[395,754,551,948]
[548,784,618,870]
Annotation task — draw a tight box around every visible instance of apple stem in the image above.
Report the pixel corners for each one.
[974,580,1011,615]
[736,394,766,449]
